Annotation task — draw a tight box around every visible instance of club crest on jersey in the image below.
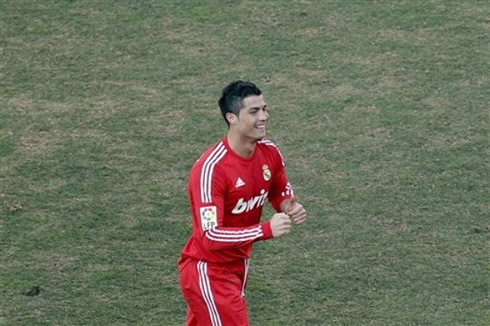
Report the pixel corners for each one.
[262,164,271,181]
[232,189,268,214]
[200,206,217,230]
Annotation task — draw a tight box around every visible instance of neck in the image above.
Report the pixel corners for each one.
[226,130,257,158]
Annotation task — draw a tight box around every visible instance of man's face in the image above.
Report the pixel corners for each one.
[232,95,269,140]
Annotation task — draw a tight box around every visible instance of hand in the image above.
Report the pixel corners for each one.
[270,213,292,238]
[286,196,307,225]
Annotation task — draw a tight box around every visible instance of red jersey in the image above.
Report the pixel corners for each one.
[179,137,294,264]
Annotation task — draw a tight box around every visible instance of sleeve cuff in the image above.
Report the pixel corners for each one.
[259,221,274,240]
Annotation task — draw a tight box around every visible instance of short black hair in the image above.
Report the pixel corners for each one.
[218,80,262,126]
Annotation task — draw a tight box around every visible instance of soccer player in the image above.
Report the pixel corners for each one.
[178,80,307,326]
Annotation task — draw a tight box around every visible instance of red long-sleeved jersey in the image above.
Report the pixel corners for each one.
[179,137,293,264]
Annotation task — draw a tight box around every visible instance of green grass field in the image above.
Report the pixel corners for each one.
[1,1,489,325]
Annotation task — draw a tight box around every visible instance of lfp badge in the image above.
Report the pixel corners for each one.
[200,206,217,230]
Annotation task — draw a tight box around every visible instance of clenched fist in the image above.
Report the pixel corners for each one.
[270,213,292,238]
[286,196,307,225]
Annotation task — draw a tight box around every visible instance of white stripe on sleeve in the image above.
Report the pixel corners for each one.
[200,142,227,203]
[205,226,263,242]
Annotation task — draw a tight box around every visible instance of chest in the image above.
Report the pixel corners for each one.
[227,157,272,193]
[223,156,275,215]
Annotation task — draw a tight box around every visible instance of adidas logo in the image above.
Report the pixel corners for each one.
[235,177,245,188]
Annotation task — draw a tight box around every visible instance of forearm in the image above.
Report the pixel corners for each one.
[201,221,273,251]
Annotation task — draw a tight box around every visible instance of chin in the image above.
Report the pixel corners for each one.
[247,129,266,141]
[249,135,265,142]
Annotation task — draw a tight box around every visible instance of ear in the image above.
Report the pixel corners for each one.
[226,112,238,125]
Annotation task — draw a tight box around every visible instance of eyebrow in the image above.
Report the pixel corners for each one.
[248,104,267,111]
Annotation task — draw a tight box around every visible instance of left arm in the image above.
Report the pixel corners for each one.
[265,143,307,225]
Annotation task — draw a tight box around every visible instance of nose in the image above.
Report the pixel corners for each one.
[259,109,268,121]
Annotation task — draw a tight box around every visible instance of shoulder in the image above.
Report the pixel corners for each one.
[257,139,286,166]
[191,140,229,175]
[189,141,230,202]
[258,138,281,151]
